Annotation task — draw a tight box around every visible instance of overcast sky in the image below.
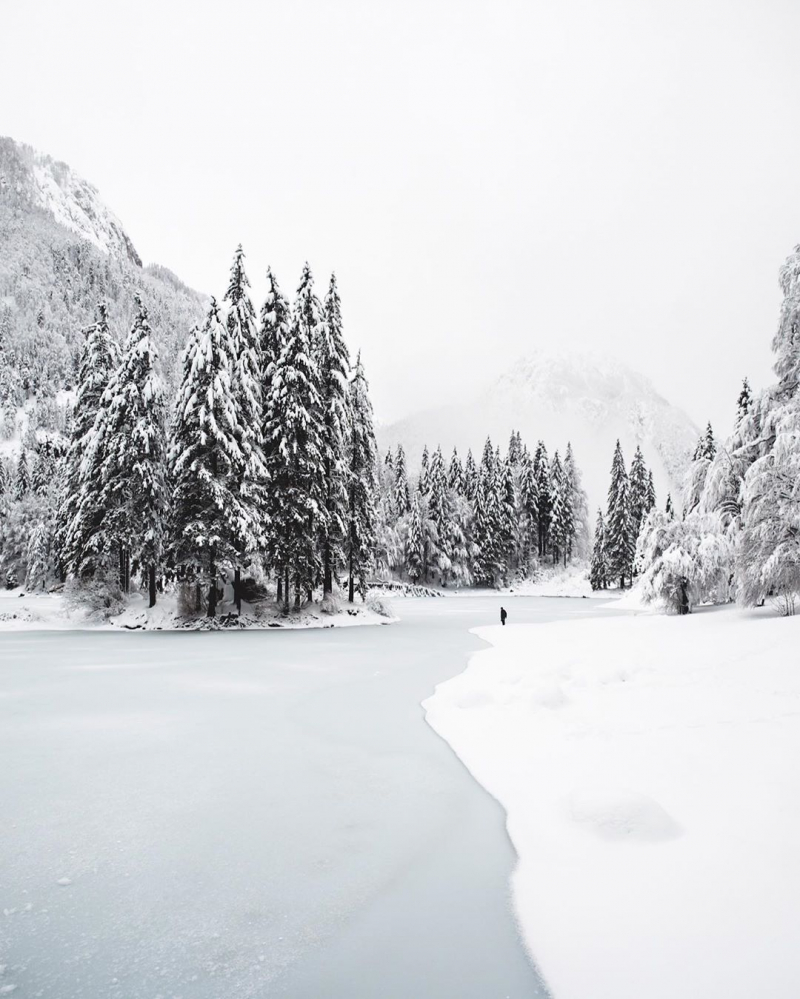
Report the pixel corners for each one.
[3,0,800,431]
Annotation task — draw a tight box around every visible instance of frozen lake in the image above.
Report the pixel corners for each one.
[0,596,608,998]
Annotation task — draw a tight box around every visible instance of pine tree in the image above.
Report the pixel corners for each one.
[605,439,634,588]
[428,445,453,583]
[497,455,517,579]
[736,377,753,426]
[15,448,29,500]
[31,445,54,496]
[394,444,411,515]
[666,492,675,519]
[507,429,523,466]
[534,441,551,556]
[418,445,430,494]
[170,300,251,616]
[315,274,351,597]
[463,448,478,501]
[628,445,649,544]
[562,443,580,562]
[345,352,378,601]
[448,447,464,493]
[589,509,608,590]
[406,494,425,583]
[0,456,7,497]
[703,421,716,460]
[263,305,325,611]
[294,262,325,356]
[549,451,567,565]
[225,246,269,608]
[518,447,539,570]
[58,303,119,578]
[472,438,500,585]
[96,298,169,605]
[646,469,657,513]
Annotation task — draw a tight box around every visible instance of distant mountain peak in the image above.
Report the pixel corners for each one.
[379,347,698,512]
[0,136,141,266]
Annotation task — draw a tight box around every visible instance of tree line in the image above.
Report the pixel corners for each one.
[376,431,590,587]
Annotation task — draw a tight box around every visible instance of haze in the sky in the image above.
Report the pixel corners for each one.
[3,0,799,432]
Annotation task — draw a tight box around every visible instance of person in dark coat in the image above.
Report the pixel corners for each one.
[500,606,507,626]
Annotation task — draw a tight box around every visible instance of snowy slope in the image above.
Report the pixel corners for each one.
[378,347,699,512]
[424,606,800,999]
[0,137,141,265]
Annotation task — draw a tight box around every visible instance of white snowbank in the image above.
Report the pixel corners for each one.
[424,606,800,999]
[0,587,395,631]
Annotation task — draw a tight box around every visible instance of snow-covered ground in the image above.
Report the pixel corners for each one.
[0,586,394,631]
[424,604,800,999]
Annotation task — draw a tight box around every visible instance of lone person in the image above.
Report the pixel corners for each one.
[500,606,507,626]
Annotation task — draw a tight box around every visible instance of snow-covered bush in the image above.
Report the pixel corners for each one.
[64,572,124,619]
[365,592,393,618]
[636,509,733,614]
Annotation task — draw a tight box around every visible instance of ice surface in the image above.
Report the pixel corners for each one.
[0,597,595,998]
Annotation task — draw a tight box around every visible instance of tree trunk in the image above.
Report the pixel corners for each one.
[283,567,290,615]
[294,577,301,611]
[148,565,157,608]
[195,582,202,613]
[348,552,355,603]
[207,555,217,617]
[323,544,333,596]
[234,567,242,614]
[277,573,283,604]
[678,579,689,615]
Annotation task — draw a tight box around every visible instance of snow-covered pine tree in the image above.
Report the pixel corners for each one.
[58,303,120,579]
[518,446,539,571]
[507,430,523,466]
[736,378,753,426]
[463,448,477,501]
[427,445,453,583]
[472,438,500,585]
[225,246,269,609]
[15,448,29,500]
[263,305,326,611]
[294,262,325,357]
[345,352,378,601]
[703,422,716,460]
[563,442,587,561]
[497,455,517,580]
[589,509,608,590]
[448,447,464,494]
[96,298,169,606]
[31,446,53,496]
[628,445,649,545]
[316,273,351,597]
[394,444,411,514]
[534,441,551,557]
[549,451,567,565]
[406,494,425,583]
[418,445,430,495]
[384,449,394,472]
[646,469,657,513]
[605,439,634,588]
[666,493,675,518]
[170,300,251,616]
[0,456,7,496]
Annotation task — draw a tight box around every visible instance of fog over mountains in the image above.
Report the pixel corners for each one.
[0,135,698,507]
[379,349,699,511]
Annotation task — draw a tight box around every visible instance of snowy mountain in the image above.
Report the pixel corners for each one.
[0,139,142,265]
[378,348,699,512]
[0,137,206,433]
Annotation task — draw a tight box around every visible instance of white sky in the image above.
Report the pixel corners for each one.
[3,0,800,432]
